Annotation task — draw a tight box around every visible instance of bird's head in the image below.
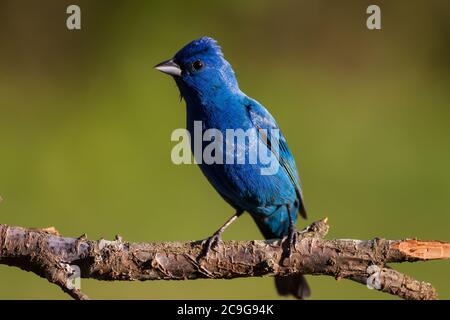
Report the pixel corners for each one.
[155,37,239,99]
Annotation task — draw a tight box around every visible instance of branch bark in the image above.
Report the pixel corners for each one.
[0,219,448,300]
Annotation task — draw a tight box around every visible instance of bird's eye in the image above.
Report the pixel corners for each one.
[192,60,204,71]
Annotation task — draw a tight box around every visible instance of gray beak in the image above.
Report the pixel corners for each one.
[154,59,182,77]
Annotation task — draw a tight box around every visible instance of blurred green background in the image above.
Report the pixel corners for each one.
[0,0,449,299]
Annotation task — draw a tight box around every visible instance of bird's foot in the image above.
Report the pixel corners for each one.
[198,232,222,262]
[283,226,298,258]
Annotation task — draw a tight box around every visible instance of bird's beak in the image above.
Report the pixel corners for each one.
[154,59,182,77]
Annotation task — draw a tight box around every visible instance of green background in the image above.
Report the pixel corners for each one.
[0,0,449,299]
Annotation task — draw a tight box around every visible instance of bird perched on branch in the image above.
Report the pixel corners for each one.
[155,36,310,299]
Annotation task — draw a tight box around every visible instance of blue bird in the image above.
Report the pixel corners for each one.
[155,37,310,299]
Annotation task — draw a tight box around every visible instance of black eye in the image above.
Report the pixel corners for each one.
[192,60,204,71]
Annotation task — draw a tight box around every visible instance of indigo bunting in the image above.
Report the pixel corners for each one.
[155,37,310,299]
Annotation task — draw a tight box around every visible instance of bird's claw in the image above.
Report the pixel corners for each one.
[198,232,222,261]
[283,226,298,258]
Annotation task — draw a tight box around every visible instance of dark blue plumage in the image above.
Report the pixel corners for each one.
[155,37,309,299]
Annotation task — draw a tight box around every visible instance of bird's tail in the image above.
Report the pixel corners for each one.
[275,274,310,300]
[250,207,311,300]
[273,202,310,299]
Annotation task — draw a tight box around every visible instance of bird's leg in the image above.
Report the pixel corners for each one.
[283,204,298,257]
[199,209,243,260]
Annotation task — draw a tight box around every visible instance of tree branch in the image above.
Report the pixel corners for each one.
[0,219,448,300]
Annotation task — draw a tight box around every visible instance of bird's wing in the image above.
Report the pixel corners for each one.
[244,97,307,218]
